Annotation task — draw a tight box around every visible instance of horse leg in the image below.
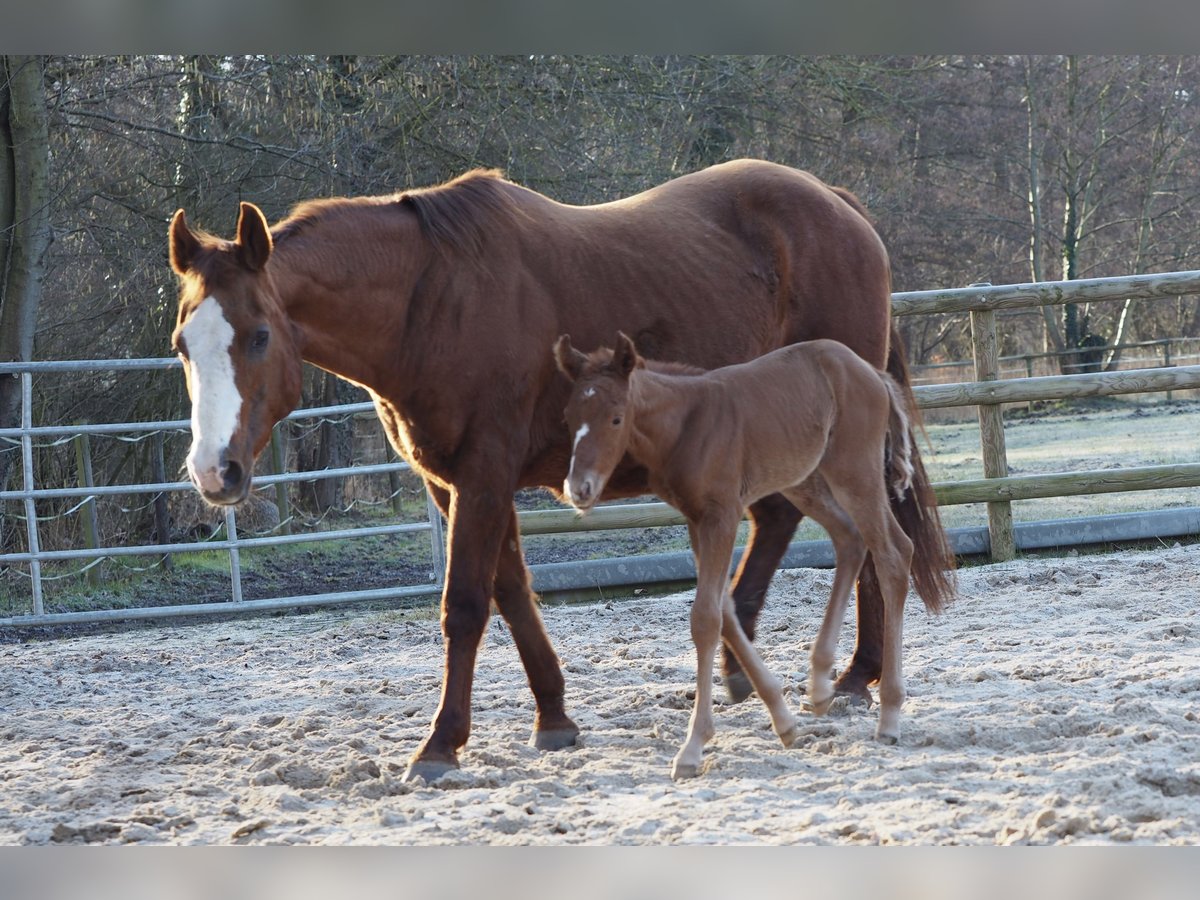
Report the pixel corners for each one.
[403,482,511,783]
[491,504,579,751]
[716,590,800,748]
[782,481,867,716]
[822,474,915,743]
[723,493,803,703]
[834,559,885,705]
[867,517,914,743]
[672,513,740,780]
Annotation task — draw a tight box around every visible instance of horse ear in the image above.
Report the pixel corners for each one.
[235,201,273,271]
[614,332,643,377]
[553,334,588,381]
[169,209,200,275]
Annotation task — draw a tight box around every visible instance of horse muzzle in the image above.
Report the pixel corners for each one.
[563,472,603,512]
[187,448,251,506]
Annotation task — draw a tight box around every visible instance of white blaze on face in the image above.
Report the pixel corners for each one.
[564,422,593,506]
[182,297,242,494]
[572,422,591,451]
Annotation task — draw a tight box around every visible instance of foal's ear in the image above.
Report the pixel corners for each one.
[553,334,588,381]
[169,209,200,275]
[235,202,273,272]
[614,332,644,377]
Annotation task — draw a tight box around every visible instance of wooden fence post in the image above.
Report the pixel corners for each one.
[72,429,102,586]
[1163,340,1174,402]
[969,284,1016,562]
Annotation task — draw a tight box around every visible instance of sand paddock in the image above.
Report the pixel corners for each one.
[2,543,1198,845]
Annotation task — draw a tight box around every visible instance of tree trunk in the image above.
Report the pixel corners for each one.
[306,372,356,514]
[0,55,52,550]
[1023,56,1064,356]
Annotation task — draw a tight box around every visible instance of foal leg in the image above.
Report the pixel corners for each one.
[866,518,914,743]
[823,477,915,743]
[835,560,885,706]
[491,504,579,751]
[783,482,867,717]
[716,592,800,748]
[723,493,803,703]
[672,514,741,781]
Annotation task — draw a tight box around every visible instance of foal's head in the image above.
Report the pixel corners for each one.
[169,203,304,505]
[553,332,644,511]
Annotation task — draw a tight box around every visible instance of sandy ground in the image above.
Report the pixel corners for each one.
[2,542,1199,846]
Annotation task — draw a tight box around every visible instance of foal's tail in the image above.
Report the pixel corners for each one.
[885,325,958,614]
[881,373,914,503]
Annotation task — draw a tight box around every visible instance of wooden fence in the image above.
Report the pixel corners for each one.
[515,271,1200,562]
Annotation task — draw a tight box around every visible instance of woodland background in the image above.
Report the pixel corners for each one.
[4,54,1200,549]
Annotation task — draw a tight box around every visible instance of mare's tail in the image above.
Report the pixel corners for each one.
[885,324,958,613]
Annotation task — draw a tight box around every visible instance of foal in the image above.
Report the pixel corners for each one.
[554,333,916,779]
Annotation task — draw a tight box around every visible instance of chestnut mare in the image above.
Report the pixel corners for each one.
[555,333,917,778]
[167,160,954,782]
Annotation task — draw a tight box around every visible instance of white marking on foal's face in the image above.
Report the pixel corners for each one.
[182,296,242,493]
[572,422,591,450]
[564,423,595,507]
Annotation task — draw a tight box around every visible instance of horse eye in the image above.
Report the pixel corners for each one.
[251,328,270,351]
[612,416,622,426]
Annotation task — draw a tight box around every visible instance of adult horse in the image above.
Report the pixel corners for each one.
[167,160,955,782]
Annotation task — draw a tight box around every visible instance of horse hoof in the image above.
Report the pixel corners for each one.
[809,694,835,717]
[671,762,699,781]
[779,723,803,748]
[876,731,899,746]
[833,669,877,707]
[834,682,874,708]
[723,672,754,704]
[402,757,458,784]
[532,726,580,752]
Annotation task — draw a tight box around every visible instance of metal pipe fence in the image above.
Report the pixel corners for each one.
[4,269,1200,628]
[1,358,442,625]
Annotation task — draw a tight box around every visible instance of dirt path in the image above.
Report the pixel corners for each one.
[2,544,1198,845]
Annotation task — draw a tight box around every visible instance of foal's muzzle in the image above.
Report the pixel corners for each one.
[564,473,601,511]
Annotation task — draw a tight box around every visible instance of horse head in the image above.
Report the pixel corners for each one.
[553,331,643,511]
[169,202,303,505]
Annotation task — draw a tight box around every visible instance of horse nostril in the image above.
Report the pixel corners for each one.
[222,459,244,491]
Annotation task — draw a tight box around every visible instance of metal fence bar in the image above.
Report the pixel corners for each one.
[0,401,382,439]
[0,582,442,629]
[19,373,44,617]
[0,461,410,502]
[0,521,433,564]
[225,507,243,604]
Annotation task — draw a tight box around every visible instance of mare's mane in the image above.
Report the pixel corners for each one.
[272,169,526,256]
[584,345,706,379]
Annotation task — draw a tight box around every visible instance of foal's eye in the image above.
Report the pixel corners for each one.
[250,328,270,351]
[611,416,622,426]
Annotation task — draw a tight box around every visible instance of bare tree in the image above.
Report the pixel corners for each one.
[1,55,52,550]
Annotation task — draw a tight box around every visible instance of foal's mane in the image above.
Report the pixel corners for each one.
[272,169,527,256]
